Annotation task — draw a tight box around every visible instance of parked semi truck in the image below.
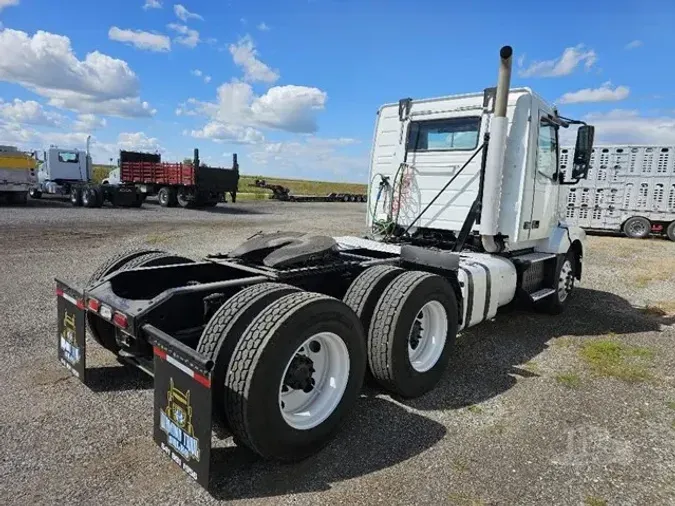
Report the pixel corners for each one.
[55,45,595,489]
[29,141,142,208]
[0,145,38,205]
[103,149,239,208]
[559,144,675,241]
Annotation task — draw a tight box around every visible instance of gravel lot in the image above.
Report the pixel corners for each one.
[1,197,674,506]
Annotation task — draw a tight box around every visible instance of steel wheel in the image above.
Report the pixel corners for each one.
[408,300,448,373]
[557,259,575,302]
[279,331,350,431]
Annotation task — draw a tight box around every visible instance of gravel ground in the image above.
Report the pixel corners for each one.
[1,197,674,506]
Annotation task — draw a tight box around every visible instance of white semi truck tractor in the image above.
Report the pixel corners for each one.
[54,45,594,488]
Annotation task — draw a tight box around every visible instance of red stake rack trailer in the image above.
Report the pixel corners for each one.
[119,149,239,208]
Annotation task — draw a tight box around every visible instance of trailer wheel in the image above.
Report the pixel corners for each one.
[623,216,651,239]
[70,187,83,207]
[666,221,675,242]
[158,187,175,207]
[225,291,366,461]
[176,189,192,208]
[196,282,301,430]
[367,271,458,398]
[29,188,42,199]
[343,265,405,336]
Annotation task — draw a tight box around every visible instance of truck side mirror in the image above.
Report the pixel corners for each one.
[571,125,594,179]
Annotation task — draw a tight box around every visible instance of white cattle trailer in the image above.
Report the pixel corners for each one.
[559,144,675,241]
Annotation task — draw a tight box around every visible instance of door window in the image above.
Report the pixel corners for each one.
[536,119,558,180]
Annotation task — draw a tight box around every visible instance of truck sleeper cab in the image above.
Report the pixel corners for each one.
[54,45,594,489]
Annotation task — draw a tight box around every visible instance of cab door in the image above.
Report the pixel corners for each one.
[526,113,560,240]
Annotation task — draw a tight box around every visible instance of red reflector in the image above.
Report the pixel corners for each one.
[194,373,211,388]
[56,288,64,297]
[76,300,85,310]
[88,298,101,312]
[153,346,167,360]
[112,312,128,328]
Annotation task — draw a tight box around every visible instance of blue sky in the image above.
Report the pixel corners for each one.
[0,0,673,182]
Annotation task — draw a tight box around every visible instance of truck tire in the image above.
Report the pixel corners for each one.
[367,271,458,398]
[70,187,83,207]
[157,187,175,207]
[666,221,675,242]
[82,187,97,208]
[534,250,578,315]
[343,265,405,337]
[176,189,192,208]
[224,291,367,461]
[196,282,301,430]
[86,249,193,353]
[623,216,651,239]
[29,188,42,199]
[93,187,104,208]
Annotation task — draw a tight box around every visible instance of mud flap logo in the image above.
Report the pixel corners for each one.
[159,378,200,462]
[59,311,81,366]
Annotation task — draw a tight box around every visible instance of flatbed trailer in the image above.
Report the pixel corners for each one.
[251,179,367,202]
[118,149,239,208]
[54,45,596,491]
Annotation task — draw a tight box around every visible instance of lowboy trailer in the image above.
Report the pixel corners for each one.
[55,45,595,490]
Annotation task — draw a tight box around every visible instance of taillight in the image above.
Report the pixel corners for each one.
[88,298,101,312]
[113,312,128,328]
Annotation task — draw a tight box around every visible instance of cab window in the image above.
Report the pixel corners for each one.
[536,118,558,179]
[408,117,481,152]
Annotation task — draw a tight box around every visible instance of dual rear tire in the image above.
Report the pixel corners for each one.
[343,266,459,398]
[197,284,367,461]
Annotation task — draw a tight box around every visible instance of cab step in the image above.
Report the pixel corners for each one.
[529,288,556,302]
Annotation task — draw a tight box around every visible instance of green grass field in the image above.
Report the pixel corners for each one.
[91,165,367,200]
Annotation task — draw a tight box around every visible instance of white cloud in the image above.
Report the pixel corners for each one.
[518,44,597,78]
[174,4,202,22]
[257,22,270,31]
[625,40,643,50]
[248,136,367,181]
[190,69,211,83]
[0,28,154,118]
[0,98,63,126]
[558,82,630,104]
[73,113,106,131]
[190,122,265,144]
[49,96,156,118]
[0,0,19,12]
[228,35,279,83]
[108,26,171,52]
[184,80,327,134]
[168,23,200,48]
[562,109,675,146]
[117,131,162,151]
[142,0,162,9]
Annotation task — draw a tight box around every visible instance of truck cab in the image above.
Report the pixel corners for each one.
[35,147,92,195]
[368,86,593,257]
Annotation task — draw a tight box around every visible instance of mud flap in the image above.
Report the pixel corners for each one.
[145,324,214,489]
[56,279,87,382]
